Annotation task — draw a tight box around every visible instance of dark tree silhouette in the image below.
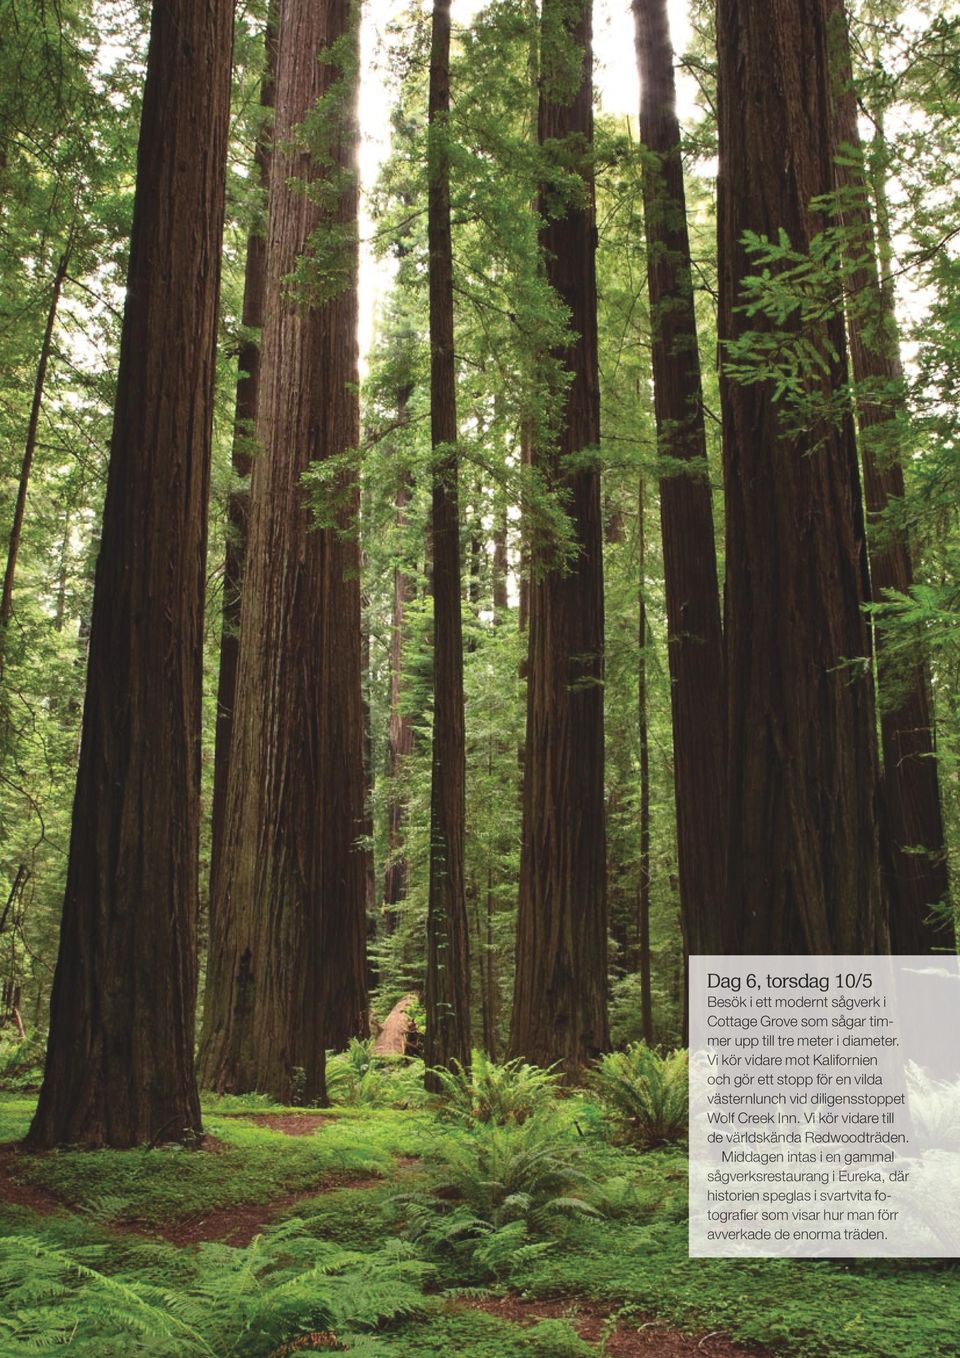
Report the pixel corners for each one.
[424,0,471,1085]
[717,0,887,952]
[511,0,609,1072]
[27,0,233,1148]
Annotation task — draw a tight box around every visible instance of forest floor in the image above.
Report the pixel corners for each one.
[0,1091,958,1357]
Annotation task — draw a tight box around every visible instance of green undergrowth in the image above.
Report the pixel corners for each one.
[0,1091,959,1357]
[504,1213,960,1358]
[369,1307,591,1357]
[5,1102,429,1228]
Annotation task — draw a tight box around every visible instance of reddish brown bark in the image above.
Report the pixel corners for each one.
[210,16,278,902]
[424,0,471,1086]
[510,0,609,1072]
[717,0,887,953]
[199,0,367,1103]
[829,0,951,951]
[26,0,233,1148]
[633,0,727,956]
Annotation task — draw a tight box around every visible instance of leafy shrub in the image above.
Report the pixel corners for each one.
[587,1173,663,1222]
[592,1045,688,1147]
[393,1115,598,1279]
[430,1050,560,1126]
[325,1038,427,1109]
[526,1318,594,1356]
[0,1034,45,1092]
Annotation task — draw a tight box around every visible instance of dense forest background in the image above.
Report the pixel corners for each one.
[1,0,959,1135]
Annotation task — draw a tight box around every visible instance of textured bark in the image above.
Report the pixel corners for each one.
[828,0,951,951]
[383,451,415,916]
[26,0,232,1148]
[510,0,609,1072]
[210,17,278,899]
[517,415,533,635]
[492,507,509,616]
[1,249,69,652]
[199,0,367,1103]
[636,479,654,1045]
[717,0,887,953]
[633,0,726,956]
[424,0,471,1087]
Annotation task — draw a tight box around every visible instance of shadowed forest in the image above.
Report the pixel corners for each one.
[1,0,959,1353]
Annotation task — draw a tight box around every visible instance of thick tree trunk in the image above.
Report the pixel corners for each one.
[424,0,471,1087]
[510,0,609,1072]
[210,16,278,901]
[26,0,232,1148]
[1,249,69,657]
[716,0,887,953]
[828,0,951,951]
[633,0,726,956]
[199,0,367,1103]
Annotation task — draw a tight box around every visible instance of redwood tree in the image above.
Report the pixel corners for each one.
[424,0,471,1085]
[633,0,727,956]
[829,0,952,951]
[717,0,887,953]
[384,404,416,918]
[510,0,609,1071]
[199,0,367,1102]
[26,0,233,1148]
[210,17,278,897]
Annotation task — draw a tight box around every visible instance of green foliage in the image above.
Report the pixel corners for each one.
[0,1032,44,1092]
[10,1105,426,1227]
[608,972,683,1050]
[3,1095,960,1358]
[524,1318,593,1357]
[0,1233,211,1356]
[429,1051,561,1126]
[325,1039,428,1109]
[393,1115,598,1280]
[591,1044,688,1147]
[0,1229,430,1357]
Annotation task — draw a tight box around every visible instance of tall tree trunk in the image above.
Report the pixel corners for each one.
[384,446,415,918]
[1,248,69,662]
[54,510,70,633]
[425,0,471,1086]
[633,0,726,956]
[26,0,232,1149]
[199,0,367,1103]
[636,478,654,1044]
[492,506,509,616]
[210,16,278,900]
[828,0,951,951]
[510,0,609,1072]
[716,0,887,953]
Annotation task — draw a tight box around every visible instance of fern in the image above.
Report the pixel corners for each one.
[325,1039,427,1109]
[592,1044,688,1147]
[0,1234,214,1355]
[0,1229,431,1356]
[391,1115,598,1279]
[429,1050,561,1125]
